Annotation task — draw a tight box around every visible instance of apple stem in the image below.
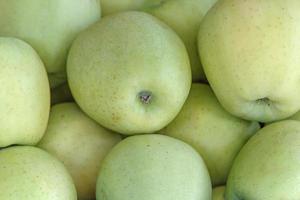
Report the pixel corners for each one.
[138,91,152,104]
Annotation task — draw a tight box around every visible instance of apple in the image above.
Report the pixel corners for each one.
[145,0,217,82]
[225,120,300,199]
[51,82,74,105]
[100,0,217,81]
[96,134,212,200]
[100,0,142,15]
[198,0,300,122]
[67,11,191,135]
[212,186,225,200]
[159,83,260,186]
[38,103,122,200]
[0,37,50,147]
[0,0,101,88]
[0,146,76,199]
[287,110,300,121]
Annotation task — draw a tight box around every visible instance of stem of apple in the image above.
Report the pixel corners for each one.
[138,91,152,104]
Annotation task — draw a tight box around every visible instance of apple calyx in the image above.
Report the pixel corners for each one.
[255,97,271,106]
[138,91,152,104]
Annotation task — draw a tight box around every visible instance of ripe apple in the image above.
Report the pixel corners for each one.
[67,11,191,135]
[145,0,217,82]
[226,120,300,199]
[288,110,300,121]
[0,0,101,87]
[100,0,217,81]
[100,0,142,15]
[96,134,212,200]
[212,186,225,200]
[0,37,50,147]
[0,146,76,200]
[198,0,300,122]
[38,103,122,200]
[159,83,260,185]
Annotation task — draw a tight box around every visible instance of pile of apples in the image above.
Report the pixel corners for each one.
[0,0,299,199]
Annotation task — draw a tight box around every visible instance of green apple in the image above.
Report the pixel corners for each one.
[0,0,101,87]
[0,37,50,147]
[100,0,143,15]
[67,11,191,135]
[159,83,260,186]
[38,103,122,200]
[51,82,74,105]
[0,146,76,200]
[198,0,300,122]
[212,186,225,200]
[226,120,300,199]
[287,110,300,121]
[101,0,217,81]
[96,134,212,200]
[145,0,217,82]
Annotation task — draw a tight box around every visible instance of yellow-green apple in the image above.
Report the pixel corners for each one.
[96,134,212,200]
[67,11,191,135]
[38,103,122,200]
[212,186,225,200]
[287,110,300,121]
[0,0,101,88]
[159,83,260,185]
[198,0,300,122]
[0,146,76,200]
[101,0,217,81]
[0,37,50,147]
[100,0,142,15]
[51,82,74,105]
[226,120,300,199]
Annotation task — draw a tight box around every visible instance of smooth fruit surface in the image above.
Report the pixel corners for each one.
[212,186,225,200]
[67,11,191,135]
[198,0,300,122]
[101,0,217,81]
[146,0,217,81]
[0,37,50,147]
[160,83,260,185]
[226,120,300,199]
[38,103,122,200]
[0,146,77,200]
[96,134,212,200]
[0,0,101,86]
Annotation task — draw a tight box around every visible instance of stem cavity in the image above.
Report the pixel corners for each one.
[138,91,152,104]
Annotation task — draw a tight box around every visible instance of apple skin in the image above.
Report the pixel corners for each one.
[145,0,217,82]
[0,0,101,86]
[100,0,217,82]
[225,120,300,200]
[212,186,225,200]
[67,11,191,135]
[100,0,144,15]
[198,0,300,122]
[96,134,212,200]
[38,103,121,200]
[159,83,260,186]
[287,110,300,121]
[0,146,77,200]
[0,37,50,147]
